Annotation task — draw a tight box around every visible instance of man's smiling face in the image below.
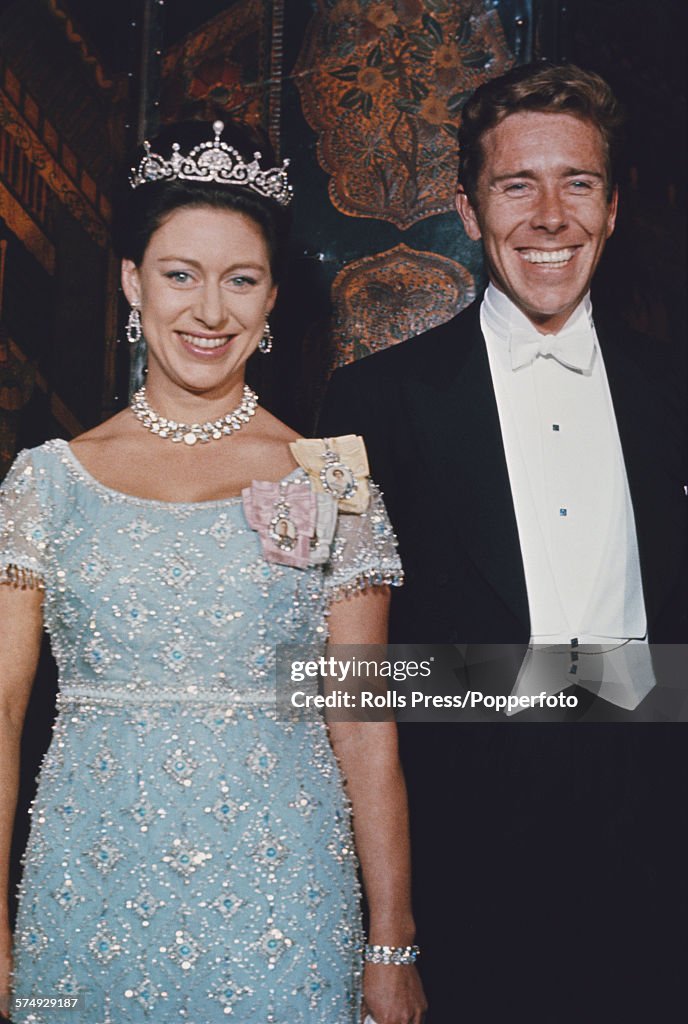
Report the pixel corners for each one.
[456,110,618,334]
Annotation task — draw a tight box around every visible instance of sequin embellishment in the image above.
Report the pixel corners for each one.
[0,440,402,1022]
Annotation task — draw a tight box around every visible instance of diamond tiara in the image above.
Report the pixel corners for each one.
[128,120,293,206]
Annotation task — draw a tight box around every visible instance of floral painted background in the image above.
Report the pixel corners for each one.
[330,243,476,362]
[288,0,513,372]
[161,1,274,133]
[296,0,512,229]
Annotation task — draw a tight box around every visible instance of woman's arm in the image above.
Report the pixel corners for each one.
[327,586,426,1024]
[0,585,44,1019]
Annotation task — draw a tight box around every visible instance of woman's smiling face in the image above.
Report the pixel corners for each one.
[121,204,276,401]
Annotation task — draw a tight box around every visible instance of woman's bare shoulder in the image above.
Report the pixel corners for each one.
[254,406,302,443]
[70,409,138,449]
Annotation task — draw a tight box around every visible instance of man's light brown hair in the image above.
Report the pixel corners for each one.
[458,61,625,203]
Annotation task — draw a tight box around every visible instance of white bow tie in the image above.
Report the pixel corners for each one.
[509,325,595,372]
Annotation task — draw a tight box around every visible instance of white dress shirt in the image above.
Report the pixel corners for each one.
[480,284,654,710]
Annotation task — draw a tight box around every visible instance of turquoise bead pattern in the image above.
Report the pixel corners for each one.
[0,440,403,1024]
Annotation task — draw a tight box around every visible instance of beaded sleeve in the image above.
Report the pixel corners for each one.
[0,449,47,590]
[323,481,403,600]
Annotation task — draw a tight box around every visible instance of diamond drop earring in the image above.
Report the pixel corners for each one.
[258,317,273,355]
[126,305,142,345]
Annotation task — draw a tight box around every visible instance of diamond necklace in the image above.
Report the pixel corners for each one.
[130,384,258,445]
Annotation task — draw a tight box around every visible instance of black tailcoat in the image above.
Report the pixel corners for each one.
[319,301,687,1023]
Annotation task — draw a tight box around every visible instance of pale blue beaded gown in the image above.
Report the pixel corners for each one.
[0,439,402,1024]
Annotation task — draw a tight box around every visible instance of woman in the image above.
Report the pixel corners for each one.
[0,119,426,1023]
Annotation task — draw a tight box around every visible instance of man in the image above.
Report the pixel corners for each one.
[319,63,686,1022]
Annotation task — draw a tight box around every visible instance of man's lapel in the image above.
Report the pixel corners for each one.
[405,304,530,631]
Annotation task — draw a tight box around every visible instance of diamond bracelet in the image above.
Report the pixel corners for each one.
[363,944,420,965]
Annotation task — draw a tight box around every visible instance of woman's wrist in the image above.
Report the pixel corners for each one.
[367,914,416,947]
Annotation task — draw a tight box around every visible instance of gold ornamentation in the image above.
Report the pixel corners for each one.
[289,436,370,513]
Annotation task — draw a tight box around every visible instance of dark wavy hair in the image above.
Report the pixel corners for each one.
[459,61,625,202]
[112,118,291,281]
